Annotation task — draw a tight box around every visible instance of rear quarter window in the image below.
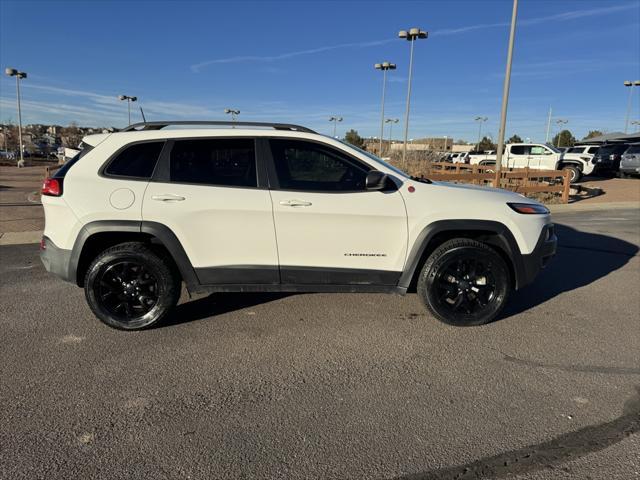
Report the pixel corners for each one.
[104,141,164,179]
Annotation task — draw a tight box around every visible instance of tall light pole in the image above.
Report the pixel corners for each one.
[555,119,568,147]
[443,135,449,153]
[5,68,27,166]
[398,27,428,166]
[385,118,398,154]
[494,0,518,175]
[375,62,396,154]
[545,106,553,143]
[475,116,488,152]
[329,116,343,138]
[118,95,137,125]
[624,80,640,133]
[224,108,240,122]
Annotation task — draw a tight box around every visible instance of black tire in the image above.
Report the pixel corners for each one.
[417,238,511,326]
[562,165,582,184]
[84,242,181,330]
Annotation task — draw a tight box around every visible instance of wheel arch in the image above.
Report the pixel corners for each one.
[70,220,199,290]
[399,220,526,291]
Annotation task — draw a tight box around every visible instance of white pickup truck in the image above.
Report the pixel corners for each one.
[469,143,595,183]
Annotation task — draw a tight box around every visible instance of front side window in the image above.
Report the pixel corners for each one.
[269,139,368,191]
[530,146,552,155]
[105,141,164,178]
[169,138,256,187]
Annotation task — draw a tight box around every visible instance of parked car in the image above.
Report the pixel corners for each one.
[469,143,593,183]
[591,143,630,175]
[619,143,640,177]
[451,152,470,164]
[40,121,556,330]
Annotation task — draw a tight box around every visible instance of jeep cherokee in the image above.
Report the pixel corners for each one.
[40,121,556,330]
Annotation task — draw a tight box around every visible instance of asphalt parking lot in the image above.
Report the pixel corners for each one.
[1,208,639,480]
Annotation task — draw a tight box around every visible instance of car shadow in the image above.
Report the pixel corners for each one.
[500,223,638,319]
[161,292,294,328]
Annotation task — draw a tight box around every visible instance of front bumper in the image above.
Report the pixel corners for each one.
[40,236,74,283]
[517,224,557,289]
[620,164,640,175]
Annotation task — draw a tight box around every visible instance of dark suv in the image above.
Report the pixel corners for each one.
[592,144,629,175]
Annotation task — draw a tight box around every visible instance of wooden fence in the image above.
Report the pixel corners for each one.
[421,162,571,203]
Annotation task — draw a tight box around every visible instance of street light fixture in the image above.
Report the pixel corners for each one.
[329,116,343,138]
[475,116,488,153]
[118,95,137,125]
[224,108,240,122]
[375,62,396,154]
[385,118,399,153]
[555,119,568,147]
[5,67,27,167]
[630,120,640,129]
[398,27,428,166]
[623,80,640,133]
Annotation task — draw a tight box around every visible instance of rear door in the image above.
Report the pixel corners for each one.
[265,138,407,286]
[142,137,279,285]
[505,145,530,168]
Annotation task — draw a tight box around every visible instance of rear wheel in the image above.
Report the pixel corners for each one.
[84,242,181,330]
[417,238,511,326]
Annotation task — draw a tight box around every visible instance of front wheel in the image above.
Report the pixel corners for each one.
[417,238,511,326]
[84,242,181,330]
[562,165,582,183]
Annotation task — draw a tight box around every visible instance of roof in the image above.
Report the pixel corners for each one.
[580,131,640,144]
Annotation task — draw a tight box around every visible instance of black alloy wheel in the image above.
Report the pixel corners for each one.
[84,242,181,330]
[418,238,511,326]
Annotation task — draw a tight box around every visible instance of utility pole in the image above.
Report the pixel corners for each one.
[375,62,396,155]
[494,0,518,175]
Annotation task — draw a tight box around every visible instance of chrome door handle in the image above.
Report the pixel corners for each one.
[279,199,312,207]
[152,194,185,202]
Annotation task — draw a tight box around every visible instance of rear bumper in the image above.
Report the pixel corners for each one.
[40,236,74,283]
[516,224,557,289]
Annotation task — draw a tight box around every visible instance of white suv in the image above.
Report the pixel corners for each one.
[40,121,556,330]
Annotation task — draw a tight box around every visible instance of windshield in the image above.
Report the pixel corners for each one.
[544,144,562,153]
[336,139,410,178]
[625,145,640,154]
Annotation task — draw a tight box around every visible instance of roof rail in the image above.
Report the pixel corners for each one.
[120,121,316,134]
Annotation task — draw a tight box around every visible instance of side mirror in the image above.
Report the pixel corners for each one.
[365,170,388,191]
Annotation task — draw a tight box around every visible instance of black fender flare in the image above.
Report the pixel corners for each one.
[69,220,199,290]
[398,220,527,290]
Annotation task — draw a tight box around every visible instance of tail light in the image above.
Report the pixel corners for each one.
[42,177,62,196]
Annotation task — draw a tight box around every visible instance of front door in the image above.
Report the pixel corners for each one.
[266,139,407,286]
[142,137,279,284]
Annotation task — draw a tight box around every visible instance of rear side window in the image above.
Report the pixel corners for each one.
[567,147,584,154]
[169,138,256,187]
[105,142,164,179]
[510,145,529,155]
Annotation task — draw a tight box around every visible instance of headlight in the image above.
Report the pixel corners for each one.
[507,203,550,214]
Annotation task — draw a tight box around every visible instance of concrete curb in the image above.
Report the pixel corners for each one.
[548,201,639,213]
[0,230,42,245]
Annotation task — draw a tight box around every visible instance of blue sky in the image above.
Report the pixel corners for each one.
[1,0,639,142]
